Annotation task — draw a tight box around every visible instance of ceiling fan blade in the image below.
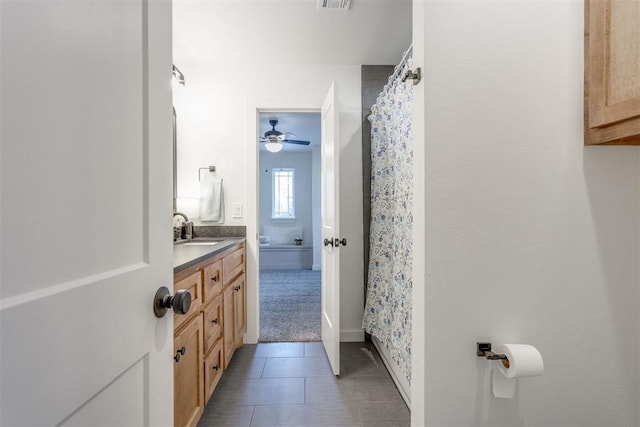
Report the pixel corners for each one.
[282,139,310,145]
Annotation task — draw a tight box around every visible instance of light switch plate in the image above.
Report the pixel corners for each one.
[232,203,242,218]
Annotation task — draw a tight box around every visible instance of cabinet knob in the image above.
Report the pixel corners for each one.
[234,285,241,292]
[153,287,192,318]
[211,274,219,283]
[212,365,219,371]
[323,238,334,247]
[211,318,218,324]
[174,346,186,363]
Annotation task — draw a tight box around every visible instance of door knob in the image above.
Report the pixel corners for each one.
[154,287,192,318]
[325,238,346,247]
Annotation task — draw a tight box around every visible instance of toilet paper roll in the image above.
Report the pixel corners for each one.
[492,344,543,399]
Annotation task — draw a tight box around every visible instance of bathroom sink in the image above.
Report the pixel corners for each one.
[175,237,227,246]
[180,241,221,246]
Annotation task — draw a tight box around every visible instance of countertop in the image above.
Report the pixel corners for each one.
[173,237,245,273]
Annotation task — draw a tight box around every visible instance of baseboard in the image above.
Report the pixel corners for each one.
[340,329,365,342]
[312,264,321,271]
[259,264,311,270]
[372,335,411,408]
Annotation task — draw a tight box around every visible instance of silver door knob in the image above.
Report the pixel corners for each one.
[154,287,192,318]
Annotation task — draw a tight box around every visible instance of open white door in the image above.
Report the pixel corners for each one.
[0,2,173,425]
[321,82,340,376]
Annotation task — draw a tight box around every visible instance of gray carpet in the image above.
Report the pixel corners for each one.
[259,269,321,342]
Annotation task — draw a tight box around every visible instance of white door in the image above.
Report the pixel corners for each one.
[321,82,340,376]
[0,1,173,425]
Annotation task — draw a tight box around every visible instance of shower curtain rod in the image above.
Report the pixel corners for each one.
[372,45,418,110]
[389,44,413,83]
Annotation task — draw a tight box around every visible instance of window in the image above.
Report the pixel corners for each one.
[272,168,295,219]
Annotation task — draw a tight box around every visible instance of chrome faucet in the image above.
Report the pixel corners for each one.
[173,212,189,222]
[173,212,193,241]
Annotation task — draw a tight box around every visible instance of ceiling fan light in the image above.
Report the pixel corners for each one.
[265,141,283,153]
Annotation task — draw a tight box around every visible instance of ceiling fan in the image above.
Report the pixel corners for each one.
[260,119,311,153]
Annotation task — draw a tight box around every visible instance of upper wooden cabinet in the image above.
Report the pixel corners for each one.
[585,0,640,145]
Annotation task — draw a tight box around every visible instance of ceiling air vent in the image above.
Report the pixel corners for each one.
[318,0,352,10]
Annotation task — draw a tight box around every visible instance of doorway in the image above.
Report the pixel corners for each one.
[245,85,342,376]
[257,112,322,342]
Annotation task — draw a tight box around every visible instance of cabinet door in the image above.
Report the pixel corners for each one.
[203,339,224,404]
[586,0,640,144]
[174,270,203,331]
[233,274,246,346]
[203,295,223,353]
[222,283,236,368]
[203,259,222,303]
[174,314,204,427]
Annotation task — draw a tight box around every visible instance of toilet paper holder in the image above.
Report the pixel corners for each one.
[476,342,508,361]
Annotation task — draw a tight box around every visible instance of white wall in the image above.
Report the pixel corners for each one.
[417,1,640,425]
[173,63,364,342]
[259,151,313,244]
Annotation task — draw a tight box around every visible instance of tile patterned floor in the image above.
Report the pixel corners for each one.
[198,342,410,427]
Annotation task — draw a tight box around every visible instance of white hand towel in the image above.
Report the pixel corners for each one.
[200,177,225,223]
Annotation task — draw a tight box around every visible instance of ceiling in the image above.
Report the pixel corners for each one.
[173,0,412,66]
[258,112,321,152]
[173,0,412,153]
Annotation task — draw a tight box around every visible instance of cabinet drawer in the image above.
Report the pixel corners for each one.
[203,259,222,303]
[203,339,224,404]
[222,245,245,285]
[174,270,203,331]
[202,294,222,352]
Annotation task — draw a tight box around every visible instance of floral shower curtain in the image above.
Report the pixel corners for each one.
[362,48,414,383]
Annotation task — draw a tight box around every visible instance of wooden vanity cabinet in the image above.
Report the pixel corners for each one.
[203,294,223,351]
[585,0,640,145]
[173,270,203,331]
[233,274,246,346]
[173,241,245,427]
[221,244,246,368]
[222,274,246,367]
[204,339,224,402]
[203,259,222,301]
[174,313,204,427]
[222,244,245,286]
[222,283,236,368]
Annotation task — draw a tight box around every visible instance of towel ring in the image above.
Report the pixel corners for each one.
[198,166,216,181]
